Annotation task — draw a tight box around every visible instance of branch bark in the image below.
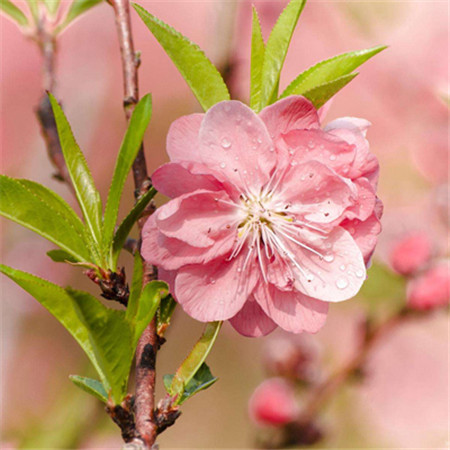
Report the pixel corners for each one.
[109,0,158,447]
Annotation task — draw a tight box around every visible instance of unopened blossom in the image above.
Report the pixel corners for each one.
[142,96,382,336]
[248,378,299,426]
[389,232,432,276]
[407,261,450,310]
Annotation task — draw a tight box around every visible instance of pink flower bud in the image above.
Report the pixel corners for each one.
[248,378,299,426]
[389,232,432,276]
[407,262,450,310]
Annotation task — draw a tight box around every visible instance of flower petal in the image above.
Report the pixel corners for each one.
[276,161,356,224]
[229,296,277,337]
[152,162,223,198]
[155,189,240,247]
[259,96,320,139]
[198,100,276,193]
[284,227,367,302]
[166,113,204,162]
[325,116,371,137]
[174,254,258,321]
[254,283,328,333]
[344,177,377,222]
[141,214,235,270]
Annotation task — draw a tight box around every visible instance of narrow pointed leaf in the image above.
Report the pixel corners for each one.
[302,73,358,109]
[59,0,103,30]
[1,0,29,26]
[258,0,306,110]
[47,249,79,263]
[170,321,221,401]
[125,251,144,320]
[102,94,152,261]
[48,94,103,250]
[133,3,230,111]
[69,375,108,403]
[42,0,59,15]
[112,187,156,265]
[67,288,134,403]
[130,280,168,346]
[0,176,91,262]
[249,6,265,111]
[164,363,217,404]
[281,45,387,98]
[157,294,176,337]
[0,265,109,390]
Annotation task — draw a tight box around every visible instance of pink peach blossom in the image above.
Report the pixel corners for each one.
[142,96,382,336]
[407,261,450,310]
[389,232,432,276]
[248,378,299,426]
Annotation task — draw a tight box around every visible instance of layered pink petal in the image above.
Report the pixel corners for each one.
[142,215,234,270]
[155,189,239,247]
[287,227,366,302]
[254,283,328,333]
[198,101,276,192]
[343,177,377,222]
[277,161,356,224]
[152,162,223,198]
[229,296,277,337]
[325,117,371,137]
[282,129,356,175]
[341,213,382,265]
[267,254,296,292]
[259,96,320,139]
[166,113,203,162]
[174,254,258,321]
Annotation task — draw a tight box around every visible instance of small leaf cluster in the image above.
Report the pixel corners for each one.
[1,0,103,33]
[133,0,386,113]
[0,93,166,404]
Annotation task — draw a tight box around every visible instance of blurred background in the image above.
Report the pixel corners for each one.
[1,0,448,448]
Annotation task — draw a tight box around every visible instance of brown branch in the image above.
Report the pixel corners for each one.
[109,0,158,447]
[34,22,73,188]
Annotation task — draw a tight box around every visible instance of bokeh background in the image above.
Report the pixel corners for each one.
[1,0,448,448]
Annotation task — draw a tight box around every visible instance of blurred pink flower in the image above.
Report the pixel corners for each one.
[142,96,382,336]
[407,261,450,310]
[389,232,432,276]
[248,378,299,426]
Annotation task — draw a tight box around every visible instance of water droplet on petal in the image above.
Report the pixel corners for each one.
[329,154,337,161]
[307,141,315,149]
[210,278,216,285]
[336,277,349,289]
[306,273,315,282]
[237,267,242,273]
[324,254,334,262]
[355,269,364,278]
[300,175,306,181]
[221,138,231,149]
[339,264,346,271]
[257,137,262,144]
[349,227,356,235]
[220,162,226,169]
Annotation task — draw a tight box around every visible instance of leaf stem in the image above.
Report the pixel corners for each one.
[109,0,158,447]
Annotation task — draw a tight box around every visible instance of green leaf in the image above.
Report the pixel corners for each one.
[0,265,109,391]
[164,363,217,405]
[133,3,230,111]
[42,0,59,15]
[48,94,103,255]
[47,249,78,263]
[125,251,144,320]
[249,6,265,111]
[170,321,221,403]
[59,0,103,30]
[258,0,306,110]
[112,187,156,266]
[102,94,152,264]
[129,280,168,346]
[157,294,176,337]
[1,0,29,27]
[302,73,358,109]
[0,176,91,262]
[67,288,134,403]
[281,45,386,98]
[69,375,108,403]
